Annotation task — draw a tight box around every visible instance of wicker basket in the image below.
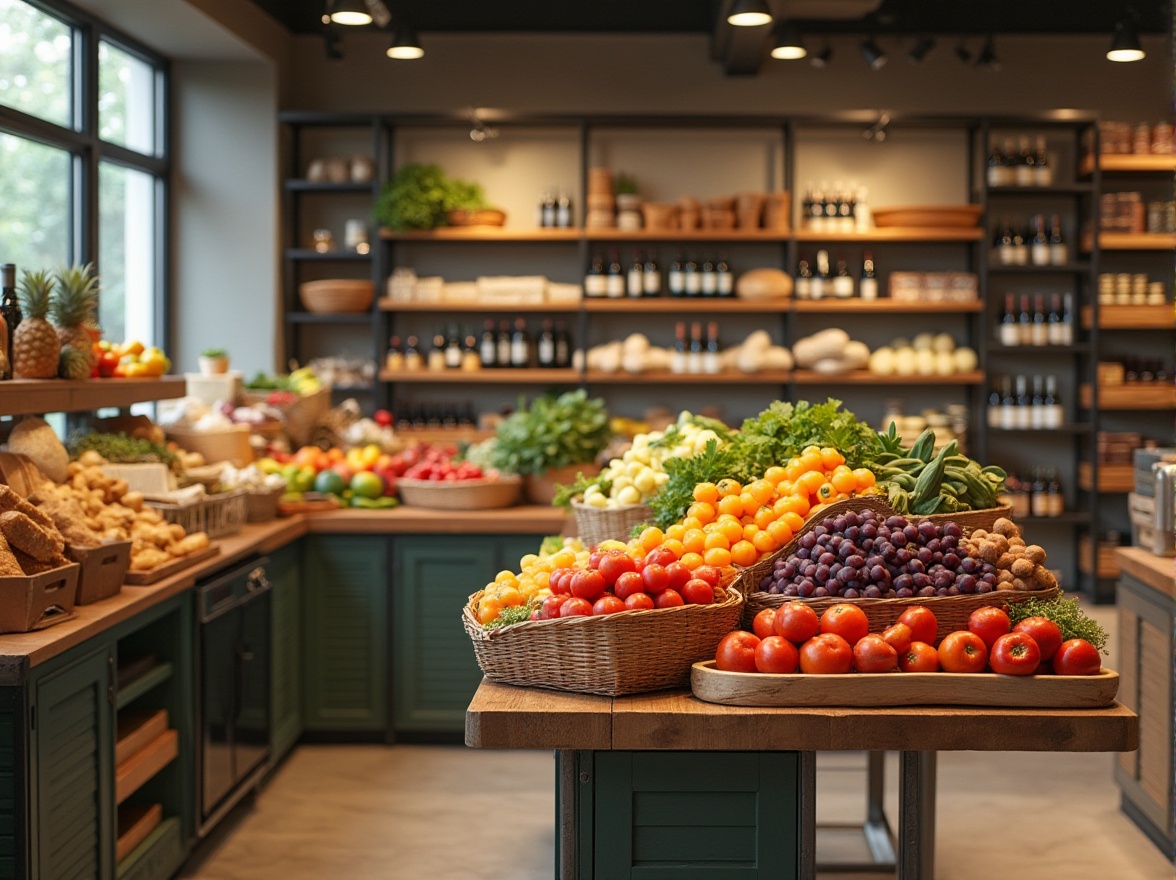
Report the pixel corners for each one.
[298,279,374,313]
[246,486,284,522]
[463,584,744,696]
[146,489,248,538]
[241,386,330,448]
[570,501,652,547]
[398,476,521,510]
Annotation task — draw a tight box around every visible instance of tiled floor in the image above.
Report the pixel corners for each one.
[182,604,1174,880]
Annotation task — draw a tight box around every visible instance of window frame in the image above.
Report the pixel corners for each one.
[0,0,170,352]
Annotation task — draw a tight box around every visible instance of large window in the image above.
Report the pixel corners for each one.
[0,0,167,348]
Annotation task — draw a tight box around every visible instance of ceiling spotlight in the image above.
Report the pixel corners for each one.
[727,0,772,28]
[1107,19,1146,62]
[863,113,891,143]
[809,43,833,68]
[387,25,424,59]
[954,39,971,63]
[908,35,935,63]
[328,0,372,27]
[975,35,1000,71]
[860,38,887,70]
[770,22,807,60]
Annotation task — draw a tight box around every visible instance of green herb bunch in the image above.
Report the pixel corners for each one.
[1006,595,1110,653]
[490,389,610,477]
[70,432,181,473]
[375,162,488,231]
[647,438,750,529]
[734,398,881,476]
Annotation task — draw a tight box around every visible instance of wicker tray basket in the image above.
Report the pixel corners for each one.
[463,584,744,696]
[246,486,284,522]
[570,501,652,548]
[146,489,248,538]
[398,475,521,510]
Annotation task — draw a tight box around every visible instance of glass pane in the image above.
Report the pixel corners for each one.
[0,0,72,127]
[99,161,156,346]
[99,41,156,154]
[0,133,71,269]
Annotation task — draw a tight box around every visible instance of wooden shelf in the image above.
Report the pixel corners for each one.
[284,248,371,261]
[988,342,1091,354]
[583,298,789,314]
[1080,304,1173,330]
[0,377,186,417]
[379,368,579,384]
[795,227,985,243]
[117,803,162,865]
[284,180,372,193]
[1078,462,1135,494]
[380,227,581,242]
[115,662,174,710]
[116,710,169,767]
[988,423,1094,435]
[1080,382,1176,410]
[1079,534,1121,580]
[1080,153,1176,176]
[115,728,178,805]
[987,263,1091,274]
[285,311,372,324]
[1017,513,1094,525]
[986,183,1094,195]
[1081,232,1176,251]
[378,298,580,313]
[585,369,791,385]
[791,299,982,314]
[791,369,986,385]
[582,229,790,242]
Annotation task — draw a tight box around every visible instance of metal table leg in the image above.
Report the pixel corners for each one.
[897,751,937,880]
[815,751,897,873]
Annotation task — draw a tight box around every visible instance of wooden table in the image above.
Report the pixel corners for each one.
[467,680,1139,879]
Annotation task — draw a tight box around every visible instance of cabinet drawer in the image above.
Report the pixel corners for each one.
[116,817,182,880]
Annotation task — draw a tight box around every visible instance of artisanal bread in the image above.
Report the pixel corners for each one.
[735,268,793,300]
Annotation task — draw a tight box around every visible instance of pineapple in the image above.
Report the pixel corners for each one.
[51,263,100,377]
[12,270,61,379]
[58,345,91,380]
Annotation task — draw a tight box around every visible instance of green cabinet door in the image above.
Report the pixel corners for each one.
[32,647,114,880]
[392,534,546,734]
[268,542,303,761]
[302,535,389,732]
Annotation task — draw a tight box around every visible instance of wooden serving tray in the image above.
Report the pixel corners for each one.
[116,803,162,864]
[691,661,1119,709]
[123,544,220,586]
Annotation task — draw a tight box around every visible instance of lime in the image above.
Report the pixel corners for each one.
[314,469,346,495]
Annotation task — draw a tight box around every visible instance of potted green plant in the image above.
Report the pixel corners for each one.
[199,347,229,375]
[490,389,611,504]
[615,172,641,211]
[374,162,498,231]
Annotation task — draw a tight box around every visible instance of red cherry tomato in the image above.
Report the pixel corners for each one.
[1012,616,1064,662]
[664,561,692,592]
[989,631,1041,676]
[613,570,645,601]
[967,606,1011,650]
[1052,638,1102,676]
[798,633,853,674]
[853,634,899,673]
[540,595,564,619]
[897,606,938,645]
[691,565,722,587]
[654,588,684,609]
[681,578,715,605]
[751,608,777,640]
[645,547,677,568]
[898,641,940,673]
[938,630,988,673]
[641,563,670,595]
[559,597,593,617]
[597,551,636,587]
[623,592,654,611]
[592,595,626,616]
[754,636,800,674]
[819,603,870,646]
[715,631,760,673]
[773,602,820,644]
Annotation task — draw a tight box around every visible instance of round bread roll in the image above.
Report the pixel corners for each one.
[736,268,793,300]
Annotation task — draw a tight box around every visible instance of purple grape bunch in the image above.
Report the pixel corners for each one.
[757,509,998,599]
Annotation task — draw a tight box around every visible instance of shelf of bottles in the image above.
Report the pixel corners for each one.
[992,292,1077,350]
[583,249,736,300]
[988,213,1073,270]
[381,316,576,380]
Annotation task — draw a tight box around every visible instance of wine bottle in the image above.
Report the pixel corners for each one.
[1043,375,1063,428]
[385,335,404,373]
[584,252,607,298]
[811,181,828,230]
[1034,136,1052,186]
[542,188,557,227]
[1001,138,1017,182]
[704,321,721,374]
[671,321,687,374]
[688,321,703,374]
[428,326,447,371]
[1031,468,1049,517]
[997,219,1015,265]
[1048,214,1067,265]
[1017,294,1032,345]
[999,293,1019,347]
[668,253,685,297]
[825,181,842,227]
[606,248,624,298]
[554,320,572,368]
[701,254,717,296]
[801,182,814,227]
[1031,294,1048,346]
[1059,293,1074,346]
[999,376,1016,430]
[444,324,463,368]
[1015,137,1035,186]
[0,264,20,381]
[837,183,854,230]
[684,252,701,297]
[556,190,572,228]
[403,335,423,372]
[832,254,854,298]
[859,252,878,300]
[627,250,643,298]
[1030,374,1046,429]
[643,249,661,297]
[1011,222,1028,266]
[1047,294,1064,346]
[1014,374,1031,429]
[987,381,1002,428]
[496,320,511,367]
[987,140,1009,187]
[795,257,813,299]
[811,250,830,300]
[510,317,530,368]
[537,318,556,367]
[480,319,497,368]
[461,331,480,371]
[1030,214,1050,266]
[716,254,734,297]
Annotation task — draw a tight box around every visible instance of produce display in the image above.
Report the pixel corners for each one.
[260,443,400,508]
[871,425,1002,515]
[244,366,323,396]
[94,339,172,378]
[486,389,610,477]
[867,332,979,377]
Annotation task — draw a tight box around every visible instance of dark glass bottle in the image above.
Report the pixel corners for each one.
[0,264,20,380]
[716,254,734,297]
[642,249,661,297]
[496,320,511,367]
[668,253,685,297]
[480,319,497,368]
[554,320,572,368]
[510,317,530,368]
[537,319,556,367]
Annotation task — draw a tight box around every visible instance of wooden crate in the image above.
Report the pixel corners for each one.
[1081,382,1176,411]
[1081,303,1174,330]
[1078,534,1121,579]
[1079,462,1135,493]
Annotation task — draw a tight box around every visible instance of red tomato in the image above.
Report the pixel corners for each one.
[559,597,593,617]
[853,634,899,673]
[664,561,692,592]
[1052,638,1102,676]
[570,569,606,602]
[752,608,777,640]
[588,550,606,570]
[715,631,760,673]
[655,588,684,609]
[819,603,870,646]
[798,633,854,674]
[645,547,678,568]
[623,592,655,611]
[692,564,722,587]
[555,570,576,595]
[592,595,626,616]
[967,606,1011,650]
[681,578,715,605]
[899,641,940,673]
[938,630,988,673]
[1012,616,1064,662]
[897,606,938,645]
[549,569,571,595]
[880,622,913,655]
[540,595,565,619]
[773,602,820,644]
[641,563,670,595]
[597,551,636,587]
[754,636,800,674]
[989,631,1041,675]
[613,570,645,601]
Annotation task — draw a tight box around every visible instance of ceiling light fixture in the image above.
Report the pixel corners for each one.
[860,38,887,70]
[727,0,773,28]
[954,39,971,64]
[328,0,372,27]
[770,22,807,60]
[387,25,424,59]
[975,35,1001,71]
[908,35,935,63]
[1107,18,1146,62]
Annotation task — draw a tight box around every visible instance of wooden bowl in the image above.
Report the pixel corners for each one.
[397,475,521,510]
[447,209,507,227]
[872,205,983,228]
[299,279,373,313]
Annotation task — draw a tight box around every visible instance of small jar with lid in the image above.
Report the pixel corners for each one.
[1132,273,1149,305]
[1147,281,1166,305]
[1098,273,1115,305]
[1152,122,1174,154]
[1134,122,1152,154]
[1115,273,1133,305]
